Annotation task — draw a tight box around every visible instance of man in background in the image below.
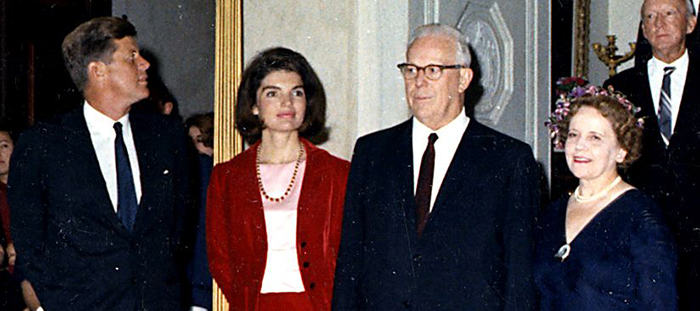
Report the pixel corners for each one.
[605,0,700,309]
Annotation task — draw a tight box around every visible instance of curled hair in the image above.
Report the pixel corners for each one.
[408,23,471,67]
[62,17,137,92]
[557,95,643,168]
[235,47,327,144]
[186,112,214,148]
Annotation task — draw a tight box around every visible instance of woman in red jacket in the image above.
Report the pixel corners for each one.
[207,47,349,311]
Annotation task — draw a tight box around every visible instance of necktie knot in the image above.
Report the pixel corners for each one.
[663,66,676,76]
[428,133,439,145]
[114,122,123,135]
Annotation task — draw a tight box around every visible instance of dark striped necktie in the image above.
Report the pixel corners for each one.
[658,66,675,144]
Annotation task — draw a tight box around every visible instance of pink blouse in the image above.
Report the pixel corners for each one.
[259,159,307,293]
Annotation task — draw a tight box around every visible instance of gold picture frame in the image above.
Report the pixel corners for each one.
[213,0,244,309]
[573,0,591,78]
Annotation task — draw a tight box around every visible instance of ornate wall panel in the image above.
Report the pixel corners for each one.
[457,2,514,125]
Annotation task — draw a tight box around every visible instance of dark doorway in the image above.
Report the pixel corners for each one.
[0,0,111,132]
[550,0,577,202]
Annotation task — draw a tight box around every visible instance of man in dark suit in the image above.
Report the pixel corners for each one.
[332,24,540,310]
[8,17,189,310]
[604,0,700,309]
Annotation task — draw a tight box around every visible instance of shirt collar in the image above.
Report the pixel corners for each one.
[83,101,131,134]
[649,49,689,72]
[412,107,470,143]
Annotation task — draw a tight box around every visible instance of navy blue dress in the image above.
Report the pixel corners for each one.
[534,189,677,310]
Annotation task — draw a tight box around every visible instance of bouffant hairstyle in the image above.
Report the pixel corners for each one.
[557,95,642,168]
[62,17,137,92]
[235,47,327,145]
[185,112,214,148]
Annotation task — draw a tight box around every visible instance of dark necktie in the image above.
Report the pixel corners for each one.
[114,122,138,232]
[415,133,438,236]
[658,66,675,144]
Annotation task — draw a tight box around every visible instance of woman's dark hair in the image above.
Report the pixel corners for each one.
[235,47,327,144]
[185,112,214,148]
[558,94,643,168]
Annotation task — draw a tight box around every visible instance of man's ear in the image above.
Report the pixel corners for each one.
[87,61,106,81]
[687,15,697,34]
[458,67,473,93]
[162,102,174,115]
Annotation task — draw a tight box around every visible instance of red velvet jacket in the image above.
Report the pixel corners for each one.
[207,139,349,310]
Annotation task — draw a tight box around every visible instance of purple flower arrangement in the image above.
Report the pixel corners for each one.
[546,76,643,151]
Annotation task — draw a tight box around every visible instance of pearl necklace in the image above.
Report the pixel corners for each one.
[573,176,622,203]
[256,142,304,203]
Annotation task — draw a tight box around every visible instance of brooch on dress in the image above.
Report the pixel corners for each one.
[554,244,571,262]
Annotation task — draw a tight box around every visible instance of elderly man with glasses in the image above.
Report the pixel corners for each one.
[332,23,541,310]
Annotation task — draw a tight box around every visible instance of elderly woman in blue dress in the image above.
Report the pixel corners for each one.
[535,82,677,310]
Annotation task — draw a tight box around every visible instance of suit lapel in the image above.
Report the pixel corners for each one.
[387,121,420,239]
[634,65,660,131]
[673,56,700,144]
[129,113,161,233]
[429,121,482,217]
[63,108,129,234]
[399,124,419,235]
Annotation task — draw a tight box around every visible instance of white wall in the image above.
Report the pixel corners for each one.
[607,0,642,74]
[113,0,216,118]
[243,1,409,160]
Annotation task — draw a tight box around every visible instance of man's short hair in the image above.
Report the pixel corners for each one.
[62,17,137,92]
[407,24,472,67]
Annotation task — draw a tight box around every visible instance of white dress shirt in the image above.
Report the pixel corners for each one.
[412,108,470,212]
[648,50,689,144]
[84,102,142,212]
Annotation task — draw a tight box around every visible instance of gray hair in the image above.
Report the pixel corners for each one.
[407,23,472,67]
[641,0,695,19]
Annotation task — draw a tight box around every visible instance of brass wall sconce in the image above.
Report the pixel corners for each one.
[592,35,636,77]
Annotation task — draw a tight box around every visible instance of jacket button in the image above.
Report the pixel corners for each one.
[402,300,411,308]
[303,261,310,268]
[413,254,421,262]
[309,282,316,289]
[301,241,307,248]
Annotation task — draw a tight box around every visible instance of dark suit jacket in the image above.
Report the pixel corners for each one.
[207,139,349,311]
[605,55,700,311]
[604,56,700,254]
[332,118,540,310]
[8,107,189,310]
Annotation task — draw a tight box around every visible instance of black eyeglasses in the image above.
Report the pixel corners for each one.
[397,63,466,80]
